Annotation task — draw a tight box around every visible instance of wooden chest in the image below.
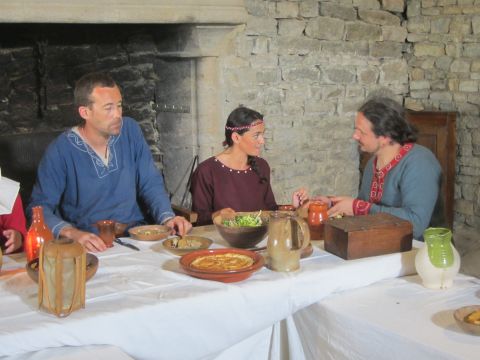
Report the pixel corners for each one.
[324,213,413,260]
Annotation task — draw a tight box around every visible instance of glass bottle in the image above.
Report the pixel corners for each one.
[25,206,54,262]
[308,201,328,240]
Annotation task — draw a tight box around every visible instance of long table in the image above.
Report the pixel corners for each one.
[0,225,418,359]
[293,274,480,360]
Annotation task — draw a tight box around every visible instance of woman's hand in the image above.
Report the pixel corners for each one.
[211,208,236,221]
[2,229,23,254]
[292,188,308,208]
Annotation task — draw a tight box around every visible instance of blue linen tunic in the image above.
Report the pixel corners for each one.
[28,117,174,237]
[359,144,442,239]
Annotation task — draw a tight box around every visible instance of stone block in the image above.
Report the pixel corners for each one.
[272,1,298,19]
[404,97,425,111]
[358,9,401,26]
[464,44,480,57]
[407,17,430,33]
[322,67,357,84]
[304,99,336,114]
[249,53,279,68]
[431,17,451,33]
[369,41,403,57]
[445,43,462,57]
[468,94,480,105]
[459,80,479,92]
[473,16,480,35]
[299,0,319,18]
[282,66,320,81]
[246,16,278,36]
[305,17,345,40]
[423,8,442,16]
[407,33,428,42]
[358,67,379,84]
[434,56,453,71]
[278,19,306,36]
[410,90,429,99]
[252,36,270,55]
[277,36,322,55]
[449,17,472,39]
[353,0,381,9]
[321,41,370,56]
[380,60,408,83]
[407,0,421,17]
[430,91,453,101]
[345,22,382,41]
[320,3,357,21]
[382,25,408,42]
[431,80,447,90]
[456,199,474,215]
[245,0,268,17]
[472,60,480,72]
[382,0,405,12]
[410,68,425,81]
[462,6,480,14]
[414,43,445,57]
[410,80,431,90]
[450,59,471,72]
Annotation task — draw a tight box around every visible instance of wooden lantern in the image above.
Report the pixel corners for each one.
[38,237,86,317]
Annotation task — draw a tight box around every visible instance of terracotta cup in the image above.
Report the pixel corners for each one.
[95,220,116,248]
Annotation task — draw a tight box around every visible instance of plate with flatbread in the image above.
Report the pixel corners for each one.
[179,248,264,283]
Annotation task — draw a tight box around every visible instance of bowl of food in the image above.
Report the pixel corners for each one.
[26,253,99,283]
[128,225,171,241]
[454,305,480,336]
[179,248,264,283]
[213,211,269,249]
[162,236,213,256]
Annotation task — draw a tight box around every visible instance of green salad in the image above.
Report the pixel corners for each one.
[222,213,263,227]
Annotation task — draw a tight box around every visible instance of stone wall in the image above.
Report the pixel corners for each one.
[403,0,480,255]
[221,0,409,203]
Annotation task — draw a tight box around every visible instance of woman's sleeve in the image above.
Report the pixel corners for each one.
[190,164,215,225]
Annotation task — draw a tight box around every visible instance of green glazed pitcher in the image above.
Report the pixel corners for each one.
[415,227,461,289]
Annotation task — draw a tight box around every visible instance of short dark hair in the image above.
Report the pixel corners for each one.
[358,97,417,145]
[74,72,117,108]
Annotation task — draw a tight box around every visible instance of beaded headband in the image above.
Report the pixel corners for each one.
[225,120,264,132]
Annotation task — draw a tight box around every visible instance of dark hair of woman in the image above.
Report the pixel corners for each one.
[224,106,267,184]
[358,97,418,145]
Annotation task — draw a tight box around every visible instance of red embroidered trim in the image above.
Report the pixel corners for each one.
[353,199,372,215]
[369,143,414,203]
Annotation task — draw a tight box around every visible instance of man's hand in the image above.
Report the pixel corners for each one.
[2,229,23,254]
[327,196,355,217]
[60,226,107,252]
[165,216,192,237]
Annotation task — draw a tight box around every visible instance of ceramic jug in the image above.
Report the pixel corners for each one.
[267,212,310,272]
[415,227,460,289]
[308,201,329,240]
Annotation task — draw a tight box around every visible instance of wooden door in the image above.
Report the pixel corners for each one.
[359,111,456,228]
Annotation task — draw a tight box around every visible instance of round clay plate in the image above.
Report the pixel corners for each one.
[454,305,480,336]
[162,236,213,256]
[179,248,264,283]
[128,225,171,241]
[26,253,99,283]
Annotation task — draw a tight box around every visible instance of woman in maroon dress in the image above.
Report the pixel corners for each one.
[190,106,307,225]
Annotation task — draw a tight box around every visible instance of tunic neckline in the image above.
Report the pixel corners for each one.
[213,157,252,174]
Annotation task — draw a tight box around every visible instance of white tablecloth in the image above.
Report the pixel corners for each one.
[0,226,418,360]
[293,274,480,360]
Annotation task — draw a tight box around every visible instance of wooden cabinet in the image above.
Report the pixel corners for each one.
[359,111,456,228]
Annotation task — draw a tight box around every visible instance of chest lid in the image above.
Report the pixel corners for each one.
[326,213,412,232]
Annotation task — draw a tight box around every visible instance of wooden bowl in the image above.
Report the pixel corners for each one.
[179,248,264,283]
[212,211,269,249]
[454,305,480,336]
[128,225,171,241]
[162,236,212,256]
[26,253,99,283]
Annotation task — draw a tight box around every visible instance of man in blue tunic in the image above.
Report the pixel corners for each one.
[326,97,442,239]
[29,72,191,252]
